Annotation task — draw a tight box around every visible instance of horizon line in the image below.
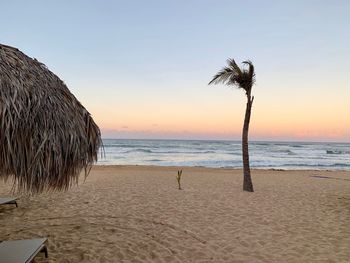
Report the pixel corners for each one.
[100,137,350,144]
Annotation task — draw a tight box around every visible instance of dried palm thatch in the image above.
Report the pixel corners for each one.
[0,44,102,193]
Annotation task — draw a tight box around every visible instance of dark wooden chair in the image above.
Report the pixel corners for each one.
[0,197,18,207]
[0,238,48,263]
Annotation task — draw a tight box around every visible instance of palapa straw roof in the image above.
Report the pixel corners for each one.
[0,44,102,193]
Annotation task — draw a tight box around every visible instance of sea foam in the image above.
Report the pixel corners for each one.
[98,139,350,170]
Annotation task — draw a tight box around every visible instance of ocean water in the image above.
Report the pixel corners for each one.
[98,139,350,170]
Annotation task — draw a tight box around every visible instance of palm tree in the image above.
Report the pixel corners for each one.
[209,58,255,192]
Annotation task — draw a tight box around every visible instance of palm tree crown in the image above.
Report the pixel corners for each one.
[208,59,255,95]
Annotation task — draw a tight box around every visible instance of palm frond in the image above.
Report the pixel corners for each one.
[208,66,234,85]
[227,58,242,75]
[242,60,255,83]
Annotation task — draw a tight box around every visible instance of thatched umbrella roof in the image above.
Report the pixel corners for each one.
[0,44,102,193]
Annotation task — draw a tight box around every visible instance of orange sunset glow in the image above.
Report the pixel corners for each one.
[4,1,349,142]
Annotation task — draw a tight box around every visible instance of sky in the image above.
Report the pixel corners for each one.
[1,1,349,142]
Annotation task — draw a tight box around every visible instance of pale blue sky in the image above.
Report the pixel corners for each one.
[1,1,350,141]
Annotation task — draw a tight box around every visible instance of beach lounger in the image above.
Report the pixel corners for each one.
[0,197,18,207]
[0,238,48,263]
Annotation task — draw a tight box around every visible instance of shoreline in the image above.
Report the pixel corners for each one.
[93,164,350,172]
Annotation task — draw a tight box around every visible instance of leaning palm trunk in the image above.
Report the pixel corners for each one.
[242,93,254,192]
[209,58,256,192]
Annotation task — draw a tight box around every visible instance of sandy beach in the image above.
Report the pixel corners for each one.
[0,165,349,262]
